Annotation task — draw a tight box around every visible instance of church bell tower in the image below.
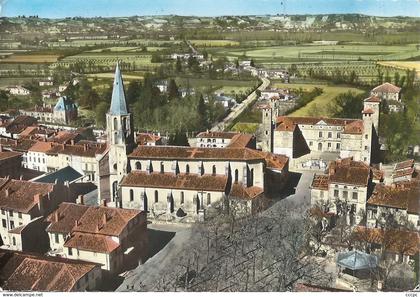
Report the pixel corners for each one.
[106,63,135,206]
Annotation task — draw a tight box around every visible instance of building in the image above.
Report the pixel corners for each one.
[0,137,37,169]
[371,82,401,102]
[190,131,256,149]
[366,177,419,231]
[136,132,162,146]
[0,178,75,252]
[45,202,147,275]
[20,97,78,125]
[263,96,380,169]
[98,63,136,205]
[120,145,289,221]
[5,86,31,96]
[39,79,54,86]
[0,249,102,291]
[3,116,38,138]
[27,141,55,172]
[0,150,23,179]
[392,159,415,183]
[310,158,375,225]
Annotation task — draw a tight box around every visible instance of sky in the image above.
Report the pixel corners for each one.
[1,0,420,18]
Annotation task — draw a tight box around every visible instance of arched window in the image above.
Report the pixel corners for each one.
[123,118,127,131]
[180,192,185,204]
[130,189,134,201]
[112,181,118,200]
[207,193,211,205]
[250,168,254,186]
[114,132,118,144]
[234,169,239,183]
[186,164,190,174]
[160,162,164,173]
[113,117,118,130]
[135,162,141,170]
[212,165,216,176]
[154,190,159,203]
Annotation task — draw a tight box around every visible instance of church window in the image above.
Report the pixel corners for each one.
[154,191,159,203]
[212,165,216,176]
[130,189,134,202]
[186,164,190,174]
[113,163,117,170]
[207,193,211,205]
[135,162,141,170]
[234,169,239,183]
[180,192,184,204]
[113,118,118,130]
[160,162,164,173]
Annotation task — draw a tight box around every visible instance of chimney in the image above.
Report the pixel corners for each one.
[102,199,107,207]
[77,195,84,205]
[74,219,79,227]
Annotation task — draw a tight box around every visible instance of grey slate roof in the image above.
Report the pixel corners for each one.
[109,63,129,115]
[32,166,83,184]
[337,250,378,270]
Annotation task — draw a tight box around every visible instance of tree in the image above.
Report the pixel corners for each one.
[176,57,183,73]
[126,80,141,105]
[167,79,179,100]
[394,72,400,87]
[197,94,208,129]
[327,91,365,119]
[169,130,189,146]
[0,90,9,111]
[95,101,109,128]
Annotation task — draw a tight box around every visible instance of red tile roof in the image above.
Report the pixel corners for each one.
[0,151,22,161]
[64,232,120,253]
[121,172,228,192]
[226,133,254,148]
[367,180,420,214]
[328,159,370,186]
[311,174,329,190]
[129,145,267,161]
[362,108,374,114]
[230,183,264,200]
[0,249,99,291]
[394,159,414,171]
[364,95,382,103]
[0,178,54,213]
[136,133,161,145]
[372,82,401,94]
[46,202,141,237]
[28,141,55,153]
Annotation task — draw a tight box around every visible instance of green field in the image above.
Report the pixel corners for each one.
[271,82,365,117]
[230,122,259,134]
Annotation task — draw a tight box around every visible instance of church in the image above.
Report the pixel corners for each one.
[98,64,290,221]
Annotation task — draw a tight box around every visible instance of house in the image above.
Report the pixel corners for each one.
[0,178,75,252]
[155,80,168,93]
[263,95,381,168]
[370,82,401,102]
[4,116,38,138]
[5,86,31,96]
[39,79,54,87]
[0,249,102,291]
[27,141,56,172]
[190,131,255,149]
[392,159,415,183]
[310,158,375,225]
[0,150,23,179]
[45,202,147,275]
[366,177,420,231]
[20,97,78,125]
[136,133,162,146]
[0,137,37,169]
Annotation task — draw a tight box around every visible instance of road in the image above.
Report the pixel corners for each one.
[211,77,270,132]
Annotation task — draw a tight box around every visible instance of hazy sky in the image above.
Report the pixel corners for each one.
[2,0,420,18]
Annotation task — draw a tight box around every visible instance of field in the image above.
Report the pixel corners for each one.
[211,44,419,63]
[271,82,365,117]
[378,61,420,73]
[0,54,60,63]
[175,77,259,93]
[190,40,240,47]
[230,122,259,134]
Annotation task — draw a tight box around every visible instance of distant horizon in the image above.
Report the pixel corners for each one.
[1,0,420,18]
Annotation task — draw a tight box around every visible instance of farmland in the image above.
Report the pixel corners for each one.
[0,54,60,63]
[271,81,365,117]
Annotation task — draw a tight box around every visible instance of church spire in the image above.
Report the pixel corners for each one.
[109,62,129,115]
